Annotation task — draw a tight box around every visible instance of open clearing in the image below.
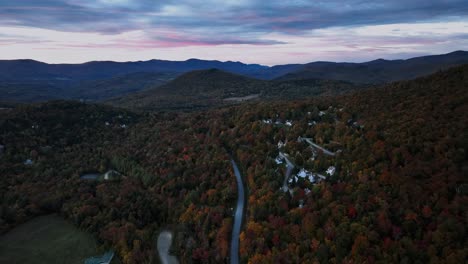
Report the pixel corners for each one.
[0,214,100,264]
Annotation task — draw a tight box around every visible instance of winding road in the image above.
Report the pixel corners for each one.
[157,231,178,264]
[230,159,245,264]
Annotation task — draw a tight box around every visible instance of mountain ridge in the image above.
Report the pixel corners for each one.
[1,51,467,103]
[2,50,466,81]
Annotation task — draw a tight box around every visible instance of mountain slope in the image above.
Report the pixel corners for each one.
[0,81,70,103]
[108,69,270,110]
[276,50,468,83]
[69,72,178,101]
[108,69,363,110]
[218,64,468,264]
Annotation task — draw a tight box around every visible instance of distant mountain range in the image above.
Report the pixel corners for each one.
[0,50,467,103]
[277,50,468,83]
[0,58,269,81]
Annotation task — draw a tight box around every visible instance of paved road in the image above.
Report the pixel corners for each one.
[301,137,336,156]
[279,152,295,192]
[230,159,245,264]
[157,231,178,264]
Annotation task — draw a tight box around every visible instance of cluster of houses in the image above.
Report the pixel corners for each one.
[104,121,127,128]
[275,150,336,185]
[347,119,365,129]
[262,119,293,127]
[104,114,131,129]
[289,167,335,185]
[275,136,338,190]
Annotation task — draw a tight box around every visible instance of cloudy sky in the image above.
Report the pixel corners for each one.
[1,0,467,65]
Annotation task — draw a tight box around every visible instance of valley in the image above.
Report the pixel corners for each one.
[0,63,466,264]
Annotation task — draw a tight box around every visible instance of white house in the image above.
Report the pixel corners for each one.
[277,140,286,149]
[275,156,284,165]
[297,168,316,183]
[297,168,308,178]
[298,199,304,208]
[285,120,293,127]
[326,166,336,176]
[103,170,121,180]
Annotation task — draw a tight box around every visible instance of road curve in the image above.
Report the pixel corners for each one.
[157,231,178,264]
[230,159,245,264]
[301,137,336,156]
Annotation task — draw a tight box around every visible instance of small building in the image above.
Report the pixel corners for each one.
[275,156,284,165]
[298,200,304,208]
[326,166,336,176]
[296,168,316,183]
[103,170,121,180]
[277,140,287,149]
[120,124,127,128]
[0,144,4,156]
[308,174,316,183]
[24,159,33,165]
[262,119,272,124]
[285,120,293,127]
[297,168,308,178]
[105,122,110,126]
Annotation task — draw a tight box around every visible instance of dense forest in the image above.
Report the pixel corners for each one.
[0,65,467,263]
[107,69,361,111]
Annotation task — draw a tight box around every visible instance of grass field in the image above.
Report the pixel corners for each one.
[0,214,101,264]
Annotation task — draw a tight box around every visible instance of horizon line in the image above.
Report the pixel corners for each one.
[1,50,466,67]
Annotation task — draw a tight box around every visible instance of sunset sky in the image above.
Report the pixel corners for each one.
[1,0,467,65]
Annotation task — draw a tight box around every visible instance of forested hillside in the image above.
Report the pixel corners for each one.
[0,65,466,263]
[108,69,361,111]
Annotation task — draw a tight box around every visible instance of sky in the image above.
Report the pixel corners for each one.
[0,0,467,65]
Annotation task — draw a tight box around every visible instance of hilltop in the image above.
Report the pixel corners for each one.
[108,68,361,110]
